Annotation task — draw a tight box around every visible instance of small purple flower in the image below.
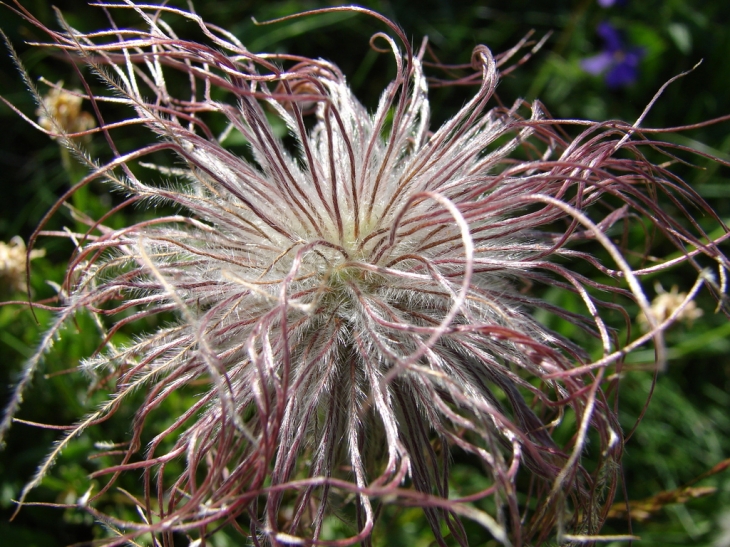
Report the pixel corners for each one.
[581,22,644,88]
[598,0,627,7]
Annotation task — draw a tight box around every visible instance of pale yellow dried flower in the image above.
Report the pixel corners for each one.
[638,282,704,330]
[36,84,95,138]
[0,236,45,293]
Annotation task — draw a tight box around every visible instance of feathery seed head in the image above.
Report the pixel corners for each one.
[2,3,729,546]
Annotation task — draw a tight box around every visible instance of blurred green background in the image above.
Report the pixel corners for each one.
[1,0,730,545]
